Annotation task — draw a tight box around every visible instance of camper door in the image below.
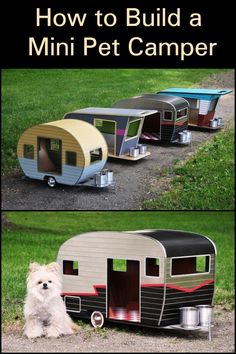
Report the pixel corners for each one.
[38,137,62,174]
[94,119,116,155]
[107,259,140,322]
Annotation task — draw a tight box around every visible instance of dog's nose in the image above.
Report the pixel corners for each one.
[43,283,48,289]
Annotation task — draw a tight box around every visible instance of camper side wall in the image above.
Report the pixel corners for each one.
[159,254,215,326]
[57,232,167,326]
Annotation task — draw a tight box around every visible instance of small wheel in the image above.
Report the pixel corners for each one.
[90,311,104,328]
[47,176,56,188]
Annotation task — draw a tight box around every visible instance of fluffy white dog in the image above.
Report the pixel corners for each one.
[23,262,79,338]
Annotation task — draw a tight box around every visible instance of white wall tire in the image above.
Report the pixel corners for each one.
[90,311,104,328]
[47,176,56,188]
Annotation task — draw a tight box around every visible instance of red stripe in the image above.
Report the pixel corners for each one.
[116,129,126,136]
[62,279,214,297]
[142,279,214,293]
[161,120,187,126]
[166,279,214,292]
[63,284,106,297]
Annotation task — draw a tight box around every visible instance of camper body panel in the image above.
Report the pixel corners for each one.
[158,88,232,129]
[18,157,107,185]
[160,254,215,326]
[57,230,216,328]
[18,158,84,185]
[78,160,107,183]
[65,111,137,157]
[58,232,166,325]
[57,232,166,293]
[17,124,86,167]
[64,108,157,159]
[113,94,189,143]
[17,120,108,186]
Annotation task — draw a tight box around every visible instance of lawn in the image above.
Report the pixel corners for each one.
[143,128,235,210]
[1,68,228,173]
[2,211,234,324]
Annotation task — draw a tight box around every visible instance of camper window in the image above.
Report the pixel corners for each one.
[171,255,210,276]
[23,144,34,159]
[112,259,127,272]
[66,151,77,166]
[90,148,102,163]
[126,119,141,140]
[63,260,79,276]
[95,119,116,134]
[50,139,60,151]
[146,258,160,277]
[176,108,188,119]
[163,111,173,121]
[188,99,199,109]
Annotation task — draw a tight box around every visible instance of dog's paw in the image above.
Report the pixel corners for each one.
[72,323,80,333]
[24,327,43,339]
[45,327,61,338]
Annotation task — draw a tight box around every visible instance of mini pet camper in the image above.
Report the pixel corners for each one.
[113,94,192,144]
[57,230,216,337]
[64,108,158,160]
[17,119,114,188]
[158,88,232,129]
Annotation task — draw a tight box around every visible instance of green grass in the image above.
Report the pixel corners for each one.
[143,128,235,210]
[2,211,234,324]
[1,68,228,173]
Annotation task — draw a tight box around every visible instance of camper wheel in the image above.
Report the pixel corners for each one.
[47,176,56,188]
[90,311,104,328]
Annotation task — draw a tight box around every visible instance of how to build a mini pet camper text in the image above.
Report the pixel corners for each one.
[57,230,216,330]
[17,119,113,188]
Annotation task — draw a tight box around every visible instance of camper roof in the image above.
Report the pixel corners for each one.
[131,229,216,257]
[158,88,232,101]
[114,93,189,110]
[70,107,157,117]
[159,88,232,96]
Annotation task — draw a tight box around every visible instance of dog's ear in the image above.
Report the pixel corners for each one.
[29,262,41,273]
[47,262,60,274]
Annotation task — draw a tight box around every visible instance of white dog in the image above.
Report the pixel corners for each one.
[23,262,79,338]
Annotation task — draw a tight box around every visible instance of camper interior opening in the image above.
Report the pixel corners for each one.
[107,259,140,322]
[38,137,62,174]
[140,112,161,141]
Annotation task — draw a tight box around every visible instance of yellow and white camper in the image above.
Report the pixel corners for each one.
[17,119,113,188]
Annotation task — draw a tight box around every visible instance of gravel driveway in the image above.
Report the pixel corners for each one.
[1,72,234,210]
[2,306,234,352]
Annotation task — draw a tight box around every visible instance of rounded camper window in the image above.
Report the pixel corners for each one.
[163,111,173,121]
[176,108,188,120]
[90,148,102,164]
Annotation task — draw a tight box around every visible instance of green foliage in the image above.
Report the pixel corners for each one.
[2,68,227,173]
[2,211,234,323]
[144,129,235,210]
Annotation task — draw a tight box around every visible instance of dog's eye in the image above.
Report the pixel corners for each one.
[48,280,52,283]
[38,281,42,284]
